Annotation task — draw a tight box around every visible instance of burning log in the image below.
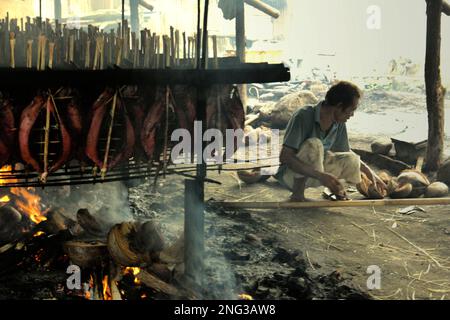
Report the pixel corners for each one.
[136,269,182,297]
[63,241,108,268]
[107,220,165,267]
[134,221,165,260]
[107,222,143,266]
[0,205,22,244]
[42,209,75,235]
[76,208,104,237]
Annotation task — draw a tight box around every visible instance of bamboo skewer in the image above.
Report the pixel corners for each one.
[40,35,47,70]
[9,32,15,68]
[101,91,118,180]
[85,38,91,69]
[48,42,55,69]
[26,40,33,68]
[163,86,170,178]
[41,96,52,183]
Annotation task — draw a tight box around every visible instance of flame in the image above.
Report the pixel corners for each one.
[239,293,254,301]
[102,276,112,300]
[124,267,142,285]
[141,293,147,299]
[33,231,45,237]
[0,165,47,224]
[10,187,47,224]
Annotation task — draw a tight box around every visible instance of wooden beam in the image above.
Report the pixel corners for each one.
[425,0,445,171]
[245,0,280,19]
[236,0,248,113]
[139,0,154,11]
[216,198,450,210]
[130,0,139,33]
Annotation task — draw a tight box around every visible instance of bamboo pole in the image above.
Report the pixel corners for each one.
[216,198,450,210]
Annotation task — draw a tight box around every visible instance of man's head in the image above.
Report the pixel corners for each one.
[325,81,361,123]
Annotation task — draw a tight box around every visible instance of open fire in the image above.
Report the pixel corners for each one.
[1,165,48,225]
[0,164,190,301]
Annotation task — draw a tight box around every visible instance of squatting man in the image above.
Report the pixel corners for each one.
[275,81,387,201]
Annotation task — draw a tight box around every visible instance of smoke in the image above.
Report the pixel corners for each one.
[38,181,133,224]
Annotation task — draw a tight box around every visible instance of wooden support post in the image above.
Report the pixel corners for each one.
[130,0,140,34]
[54,0,62,21]
[236,0,248,112]
[425,0,445,171]
[184,179,204,285]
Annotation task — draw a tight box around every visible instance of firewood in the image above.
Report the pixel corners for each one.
[76,208,103,237]
[0,205,22,243]
[160,232,184,264]
[63,240,108,268]
[43,209,75,234]
[107,222,143,266]
[134,220,165,259]
[136,269,181,297]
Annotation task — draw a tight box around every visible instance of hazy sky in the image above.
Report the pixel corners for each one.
[281,0,450,82]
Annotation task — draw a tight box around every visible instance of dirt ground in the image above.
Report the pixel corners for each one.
[129,132,450,300]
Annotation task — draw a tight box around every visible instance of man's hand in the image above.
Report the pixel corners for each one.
[360,161,388,193]
[319,172,346,197]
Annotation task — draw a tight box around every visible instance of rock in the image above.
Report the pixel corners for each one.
[255,102,276,120]
[309,82,328,98]
[397,170,430,198]
[371,138,393,155]
[425,182,449,198]
[245,233,262,245]
[437,159,450,185]
[270,90,319,128]
[223,250,250,261]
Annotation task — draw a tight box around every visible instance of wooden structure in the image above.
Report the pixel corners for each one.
[424,0,449,171]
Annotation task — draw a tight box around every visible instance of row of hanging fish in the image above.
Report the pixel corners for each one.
[0,84,245,182]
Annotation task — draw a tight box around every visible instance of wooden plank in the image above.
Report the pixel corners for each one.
[216,198,450,209]
[244,0,280,18]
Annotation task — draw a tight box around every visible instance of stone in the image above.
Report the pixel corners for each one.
[425,182,449,198]
[270,90,319,128]
[371,138,393,155]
